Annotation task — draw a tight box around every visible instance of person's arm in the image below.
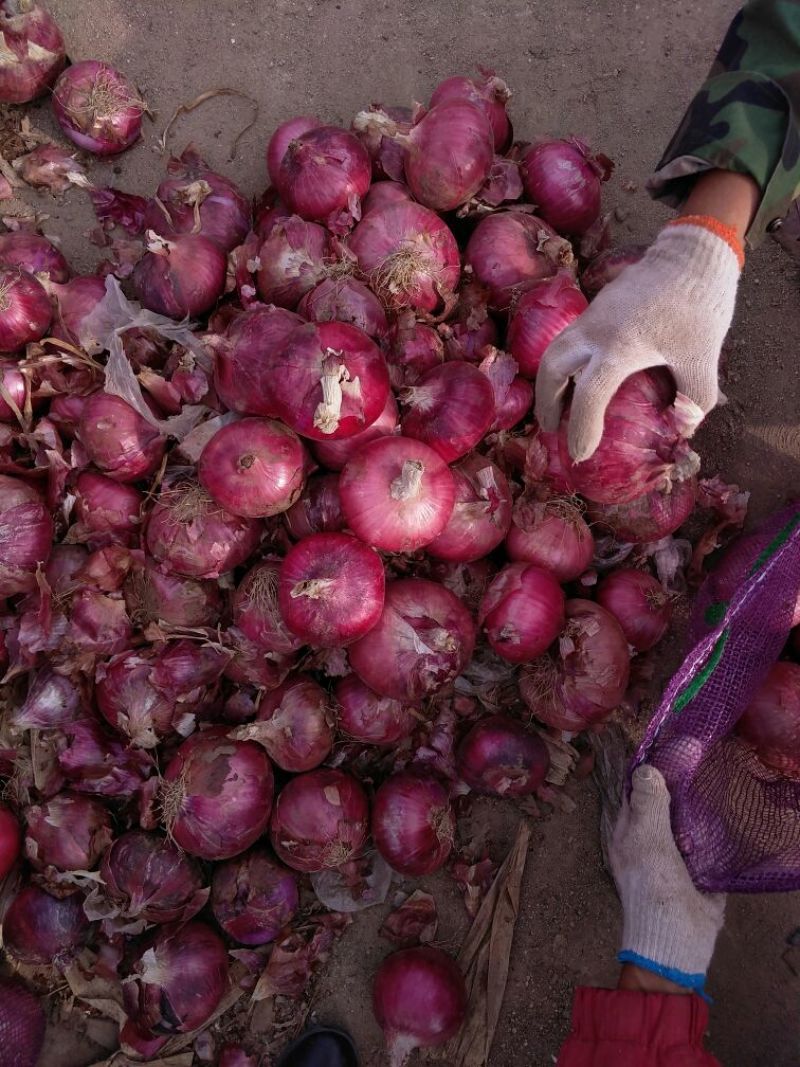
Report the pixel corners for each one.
[678,169,759,240]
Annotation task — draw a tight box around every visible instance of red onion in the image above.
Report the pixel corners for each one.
[430,70,512,152]
[0,978,45,1067]
[439,278,497,363]
[279,532,385,646]
[362,180,414,214]
[456,714,550,796]
[428,558,493,615]
[352,105,412,181]
[276,126,371,230]
[349,202,460,314]
[222,627,295,691]
[54,713,151,798]
[372,770,454,875]
[401,362,495,463]
[387,317,444,388]
[373,946,467,1066]
[285,472,344,538]
[0,266,51,351]
[255,216,329,308]
[403,100,494,211]
[334,674,416,745]
[270,321,390,441]
[143,146,250,252]
[134,233,226,319]
[269,768,369,872]
[561,370,701,505]
[162,727,274,860]
[479,563,565,663]
[586,478,698,543]
[24,792,112,878]
[78,392,166,484]
[464,212,574,312]
[737,662,800,777]
[428,455,512,562]
[267,115,321,184]
[581,244,647,296]
[0,474,53,597]
[507,273,588,378]
[0,232,69,282]
[490,376,534,432]
[64,586,134,661]
[214,304,303,415]
[298,276,389,340]
[146,477,263,579]
[243,674,333,772]
[101,830,207,923]
[312,391,398,470]
[596,568,672,652]
[198,417,307,519]
[52,60,145,156]
[506,497,594,581]
[48,274,107,347]
[44,543,86,592]
[3,884,90,966]
[349,578,475,700]
[232,559,303,656]
[520,599,630,732]
[124,557,222,629]
[211,847,299,945]
[0,800,20,879]
[339,436,456,552]
[73,471,143,548]
[0,359,26,421]
[122,921,229,1037]
[520,138,613,236]
[0,0,65,103]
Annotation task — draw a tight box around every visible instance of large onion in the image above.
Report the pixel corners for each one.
[213,304,303,416]
[239,674,333,772]
[456,715,549,796]
[349,578,475,701]
[479,563,565,663]
[24,792,113,877]
[78,392,166,484]
[52,60,145,156]
[0,475,53,597]
[403,100,494,211]
[133,233,227,319]
[372,770,454,875]
[3,884,90,967]
[0,0,65,103]
[211,847,299,945]
[507,273,588,378]
[101,830,208,924]
[737,661,800,777]
[430,69,512,151]
[334,674,416,746]
[276,126,371,230]
[401,361,495,463]
[506,497,594,581]
[427,455,512,562]
[0,266,51,351]
[520,137,612,236]
[596,569,673,652]
[255,216,329,309]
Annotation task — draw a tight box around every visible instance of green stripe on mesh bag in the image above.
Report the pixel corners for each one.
[748,509,800,577]
[671,627,731,715]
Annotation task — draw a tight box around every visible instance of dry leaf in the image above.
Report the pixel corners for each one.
[380,890,438,947]
[63,958,127,1026]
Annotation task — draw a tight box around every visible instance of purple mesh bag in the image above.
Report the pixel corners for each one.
[633,503,800,893]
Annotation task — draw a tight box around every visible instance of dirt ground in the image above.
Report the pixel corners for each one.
[5,0,800,1064]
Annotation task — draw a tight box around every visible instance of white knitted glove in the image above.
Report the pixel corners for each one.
[535,220,742,462]
[609,765,726,994]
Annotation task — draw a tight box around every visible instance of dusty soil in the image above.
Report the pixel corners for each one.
[2,0,799,1065]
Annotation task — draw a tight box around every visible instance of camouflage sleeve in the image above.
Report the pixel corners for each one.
[647,0,800,246]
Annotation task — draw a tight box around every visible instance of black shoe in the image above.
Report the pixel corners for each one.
[275,1026,359,1067]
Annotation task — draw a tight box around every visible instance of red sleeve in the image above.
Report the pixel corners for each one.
[556,987,722,1067]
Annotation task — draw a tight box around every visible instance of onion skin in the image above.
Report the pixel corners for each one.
[737,661,800,777]
[134,233,227,319]
[162,727,274,860]
[311,391,398,471]
[269,768,370,873]
[101,830,207,924]
[24,792,113,875]
[596,569,673,652]
[124,557,222,629]
[198,417,307,519]
[505,498,594,582]
[373,946,467,1065]
[211,847,299,945]
[520,138,610,236]
[349,577,475,701]
[0,358,26,421]
[242,674,333,772]
[267,115,321,185]
[73,471,143,549]
[0,232,69,282]
[78,392,166,484]
[334,674,416,746]
[49,274,107,348]
[0,0,65,103]
[0,266,52,351]
[0,978,45,1067]
[427,455,512,563]
[586,479,698,543]
[0,474,53,597]
[3,884,91,967]
[430,70,512,152]
[456,715,549,796]
[298,276,389,340]
[213,304,304,416]
[372,770,455,876]
[507,274,588,378]
[404,100,494,211]
[401,361,495,463]
[255,216,329,309]
[52,60,144,156]
[279,532,385,647]
[339,436,456,553]
[0,800,21,879]
[479,563,565,664]
[276,125,371,229]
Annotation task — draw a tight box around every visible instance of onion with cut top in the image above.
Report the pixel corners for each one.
[52,60,146,156]
[269,768,370,872]
[133,232,227,319]
[101,830,208,924]
[349,577,475,700]
[334,674,416,745]
[427,455,512,562]
[456,714,550,796]
[506,497,594,581]
[0,232,69,282]
[276,125,371,230]
[213,304,303,416]
[240,674,333,772]
[0,266,51,351]
[0,474,53,597]
[403,100,494,212]
[372,770,454,875]
[520,137,613,236]
[211,847,299,945]
[737,662,800,777]
[596,568,673,652]
[507,273,588,378]
[0,0,65,103]
[479,563,565,663]
[430,69,512,151]
[298,276,389,339]
[24,792,113,877]
[339,436,456,552]
[311,391,398,470]
[401,361,495,463]
[78,392,166,484]
[3,884,91,967]
[267,115,321,184]
[255,216,329,309]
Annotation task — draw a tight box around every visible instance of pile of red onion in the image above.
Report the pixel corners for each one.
[0,42,740,1064]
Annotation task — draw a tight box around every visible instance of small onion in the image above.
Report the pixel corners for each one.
[123,557,222,629]
[133,233,227,319]
[427,455,512,563]
[0,232,69,281]
[596,568,673,652]
[430,69,512,150]
[334,674,416,746]
[284,472,345,538]
[401,361,495,463]
[479,563,565,663]
[78,392,166,484]
[506,497,594,581]
[24,792,113,875]
[3,884,90,967]
[213,304,304,416]
[279,532,385,647]
[52,60,145,156]
[372,770,454,875]
[232,559,304,656]
[403,100,494,212]
[387,318,444,388]
[243,674,333,772]
[507,273,588,378]
[269,768,369,873]
[586,479,698,543]
[0,266,51,351]
[0,474,53,597]
[311,391,398,471]
[73,470,143,548]
[0,800,21,879]
[101,830,207,924]
[456,715,549,796]
[255,216,329,309]
[162,727,274,861]
[581,244,647,296]
[276,125,371,229]
[266,115,321,185]
[520,137,612,236]
[349,578,475,701]
[0,0,65,103]
[339,436,456,552]
[490,376,534,432]
[211,847,299,945]
[737,662,800,777]
[298,276,389,339]
[198,417,307,519]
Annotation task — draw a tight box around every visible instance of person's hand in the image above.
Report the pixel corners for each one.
[609,764,726,995]
[534,218,743,462]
